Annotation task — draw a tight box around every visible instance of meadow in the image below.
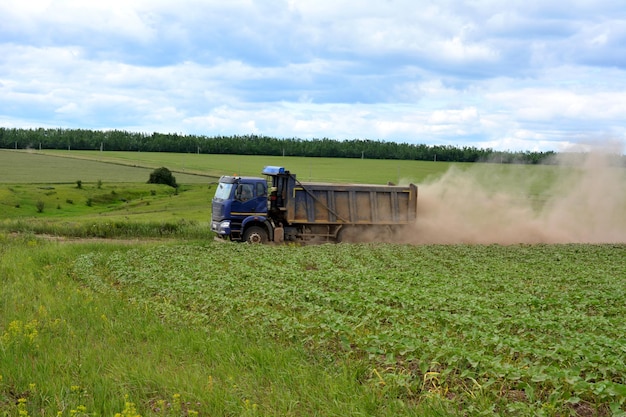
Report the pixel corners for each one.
[1,149,625,416]
[0,149,559,238]
[2,149,456,184]
[0,149,458,238]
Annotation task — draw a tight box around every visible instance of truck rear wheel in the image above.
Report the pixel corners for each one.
[243,226,268,244]
[336,226,360,243]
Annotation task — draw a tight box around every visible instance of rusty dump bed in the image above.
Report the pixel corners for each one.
[287,182,418,225]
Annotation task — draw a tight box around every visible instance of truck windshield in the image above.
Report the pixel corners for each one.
[214,183,233,200]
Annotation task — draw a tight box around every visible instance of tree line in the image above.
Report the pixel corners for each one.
[0,127,556,164]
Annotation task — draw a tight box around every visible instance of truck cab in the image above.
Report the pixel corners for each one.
[211,175,270,242]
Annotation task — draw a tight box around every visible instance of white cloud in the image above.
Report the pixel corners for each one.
[436,36,499,62]
[0,0,625,152]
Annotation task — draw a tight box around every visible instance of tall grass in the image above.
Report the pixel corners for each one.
[0,234,451,416]
[0,182,216,238]
[2,218,212,239]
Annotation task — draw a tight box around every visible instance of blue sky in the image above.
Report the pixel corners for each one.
[1,0,625,152]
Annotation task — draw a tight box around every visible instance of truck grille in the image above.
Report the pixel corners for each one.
[212,201,224,221]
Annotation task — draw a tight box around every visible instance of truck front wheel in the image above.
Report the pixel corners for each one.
[243,226,268,244]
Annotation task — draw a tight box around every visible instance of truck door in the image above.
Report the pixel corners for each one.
[254,181,268,213]
[232,182,267,215]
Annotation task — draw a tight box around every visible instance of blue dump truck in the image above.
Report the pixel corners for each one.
[211,166,418,243]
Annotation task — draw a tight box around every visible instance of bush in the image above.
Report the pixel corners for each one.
[148,167,177,188]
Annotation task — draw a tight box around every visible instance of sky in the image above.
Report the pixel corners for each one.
[1,0,625,152]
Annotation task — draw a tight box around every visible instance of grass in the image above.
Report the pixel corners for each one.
[2,149,625,416]
[0,234,453,416]
[0,149,576,239]
[0,149,223,238]
[0,150,213,184]
[0,149,455,239]
[0,181,215,238]
[2,235,625,416]
[30,149,569,190]
[1,148,459,184]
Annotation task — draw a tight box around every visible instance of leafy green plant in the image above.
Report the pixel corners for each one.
[70,242,626,415]
[1,236,422,417]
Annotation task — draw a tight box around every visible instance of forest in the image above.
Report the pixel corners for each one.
[0,127,556,164]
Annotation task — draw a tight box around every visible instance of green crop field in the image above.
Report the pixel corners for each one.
[75,242,626,416]
[1,149,625,416]
[3,149,456,184]
[0,150,215,184]
[2,237,625,416]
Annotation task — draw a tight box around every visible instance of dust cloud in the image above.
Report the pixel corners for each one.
[400,143,626,244]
